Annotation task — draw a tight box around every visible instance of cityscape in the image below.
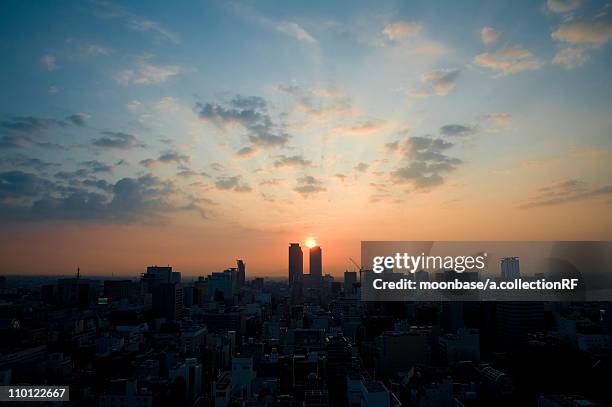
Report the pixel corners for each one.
[1,242,611,406]
[1,0,612,406]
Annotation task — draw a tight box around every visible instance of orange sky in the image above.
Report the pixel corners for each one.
[2,196,610,278]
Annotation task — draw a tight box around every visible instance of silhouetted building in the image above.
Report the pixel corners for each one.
[344,271,357,296]
[289,243,303,284]
[208,272,233,300]
[497,301,544,347]
[501,257,520,281]
[310,246,322,286]
[237,259,246,289]
[152,283,184,320]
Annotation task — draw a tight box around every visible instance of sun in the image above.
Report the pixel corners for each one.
[305,237,317,248]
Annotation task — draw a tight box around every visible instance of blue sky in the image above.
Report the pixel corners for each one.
[0,0,611,276]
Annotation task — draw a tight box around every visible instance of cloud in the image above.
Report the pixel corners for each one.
[390,136,461,189]
[196,95,290,155]
[474,45,542,75]
[234,146,256,158]
[551,6,612,47]
[83,43,112,56]
[486,113,511,126]
[238,5,316,44]
[354,162,369,172]
[2,116,66,134]
[0,171,55,199]
[0,115,69,149]
[79,160,113,173]
[40,54,57,71]
[385,140,400,152]
[92,131,145,149]
[282,85,353,121]
[66,38,112,56]
[412,68,461,97]
[0,155,60,172]
[440,124,478,137]
[140,150,191,168]
[480,26,502,45]
[126,100,142,110]
[382,21,422,40]
[128,18,181,44]
[210,163,225,172]
[546,0,583,13]
[294,175,326,197]
[520,179,612,208]
[0,171,205,222]
[214,175,252,192]
[115,62,182,85]
[91,1,180,44]
[66,113,90,126]
[259,178,283,186]
[332,119,388,137]
[553,47,590,68]
[274,21,316,43]
[273,155,312,168]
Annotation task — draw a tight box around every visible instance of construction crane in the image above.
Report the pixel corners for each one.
[348,257,364,283]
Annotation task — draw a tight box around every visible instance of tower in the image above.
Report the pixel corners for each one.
[237,259,246,288]
[289,243,303,284]
[309,245,322,285]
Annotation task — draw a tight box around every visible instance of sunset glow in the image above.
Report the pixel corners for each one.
[305,238,318,249]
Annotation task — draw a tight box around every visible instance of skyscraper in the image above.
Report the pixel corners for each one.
[344,271,357,295]
[289,243,303,284]
[310,245,322,286]
[500,257,520,281]
[237,259,246,288]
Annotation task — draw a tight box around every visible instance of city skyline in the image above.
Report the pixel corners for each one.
[1,0,612,277]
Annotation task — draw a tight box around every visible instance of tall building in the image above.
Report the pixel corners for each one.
[208,272,233,300]
[344,271,358,295]
[310,245,322,285]
[144,266,172,283]
[500,257,520,280]
[152,283,184,320]
[237,259,246,288]
[289,243,303,284]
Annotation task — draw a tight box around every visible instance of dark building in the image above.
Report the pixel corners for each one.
[237,259,246,288]
[104,280,144,305]
[309,246,322,286]
[56,277,99,309]
[496,301,545,347]
[344,271,357,295]
[152,283,184,320]
[326,333,353,404]
[289,243,303,284]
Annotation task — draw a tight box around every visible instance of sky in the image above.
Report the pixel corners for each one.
[0,0,611,278]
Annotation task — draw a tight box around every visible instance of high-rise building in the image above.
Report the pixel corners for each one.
[344,271,358,295]
[152,282,184,320]
[208,272,233,300]
[310,245,322,285]
[237,259,246,288]
[289,243,303,284]
[500,257,520,280]
[144,266,172,283]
